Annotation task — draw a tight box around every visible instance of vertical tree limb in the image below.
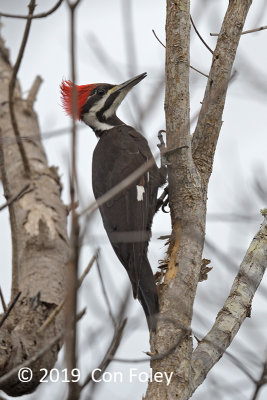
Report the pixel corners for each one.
[146,1,254,399]
[192,0,253,181]
[65,1,82,399]
[146,1,202,399]
[8,0,36,176]
[0,33,69,396]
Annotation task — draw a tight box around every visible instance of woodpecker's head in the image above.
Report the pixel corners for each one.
[60,72,147,136]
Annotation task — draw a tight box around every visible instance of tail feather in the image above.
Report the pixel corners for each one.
[137,258,159,332]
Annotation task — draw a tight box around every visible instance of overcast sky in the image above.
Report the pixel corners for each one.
[0,1,267,399]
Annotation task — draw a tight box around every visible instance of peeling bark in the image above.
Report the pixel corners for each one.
[0,36,69,396]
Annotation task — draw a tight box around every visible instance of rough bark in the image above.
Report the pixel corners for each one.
[145,1,254,399]
[191,212,267,393]
[146,1,201,399]
[0,36,69,396]
[192,0,253,182]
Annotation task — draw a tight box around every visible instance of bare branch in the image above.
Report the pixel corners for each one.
[210,24,267,36]
[111,320,189,364]
[0,292,21,329]
[26,75,43,104]
[38,299,64,334]
[80,319,127,390]
[0,184,32,212]
[77,253,97,289]
[190,15,213,54]
[64,2,82,398]
[192,0,252,180]
[152,29,209,78]
[0,0,64,19]
[0,287,7,313]
[251,355,267,400]
[8,0,36,176]
[191,214,267,395]
[96,253,116,327]
[189,65,209,79]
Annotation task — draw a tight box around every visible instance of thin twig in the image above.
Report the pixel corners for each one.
[38,299,65,334]
[65,2,82,398]
[80,288,130,392]
[0,0,63,19]
[8,0,36,176]
[111,327,188,363]
[0,184,32,212]
[0,292,21,329]
[189,65,209,79]
[96,252,116,327]
[26,75,43,104]
[77,253,97,289]
[210,25,267,36]
[39,253,96,334]
[251,358,267,400]
[65,214,80,398]
[152,29,166,48]
[190,15,213,54]
[80,319,127,390]
[0,287,7,312]
[152,29,208,78]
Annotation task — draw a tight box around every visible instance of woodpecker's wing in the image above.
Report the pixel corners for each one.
[92,125,159,297]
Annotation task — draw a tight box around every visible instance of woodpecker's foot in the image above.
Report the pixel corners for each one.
[157,130,166,152]
[157,130,169,167]
[157,130,168,186]
[156,186,169,213]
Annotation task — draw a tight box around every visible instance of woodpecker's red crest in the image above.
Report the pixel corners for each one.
[60,80,97,120]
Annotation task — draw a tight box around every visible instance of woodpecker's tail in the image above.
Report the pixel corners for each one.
[137,257,159,332]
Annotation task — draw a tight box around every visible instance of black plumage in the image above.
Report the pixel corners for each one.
[61,72,165,331]
[92,124,163,330]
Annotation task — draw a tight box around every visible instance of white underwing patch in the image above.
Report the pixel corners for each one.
[136,185,145,201]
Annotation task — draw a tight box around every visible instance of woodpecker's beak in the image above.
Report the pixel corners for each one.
[112,72,147,94]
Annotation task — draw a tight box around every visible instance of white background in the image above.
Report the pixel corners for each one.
[0,0,267,399]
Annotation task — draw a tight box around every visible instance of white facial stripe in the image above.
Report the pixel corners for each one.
[83,113,113,131]
[136,185,145,201]
[83,92,114,131]
[103,90,127,119]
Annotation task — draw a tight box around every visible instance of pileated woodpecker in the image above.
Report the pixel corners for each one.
[60,72,165,331]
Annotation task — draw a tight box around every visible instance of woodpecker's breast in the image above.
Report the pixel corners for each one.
[92,125,155,198]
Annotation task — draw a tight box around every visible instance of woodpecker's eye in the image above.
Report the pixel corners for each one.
[97,88,106,95]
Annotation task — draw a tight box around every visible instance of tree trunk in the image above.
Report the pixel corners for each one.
[145,1,254,399]
[0,35,69,396]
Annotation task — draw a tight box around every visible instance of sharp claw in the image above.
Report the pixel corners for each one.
[161,196,169,213]
[157,130,166,151]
